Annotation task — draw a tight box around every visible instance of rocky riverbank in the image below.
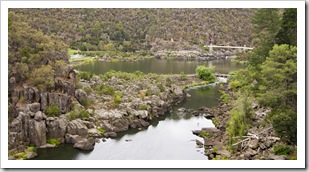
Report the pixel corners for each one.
[8,68,209,160]
[192,84,295,160]
[154,50,240,61]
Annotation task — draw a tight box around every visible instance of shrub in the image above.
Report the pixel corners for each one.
[213,146,219,152]
[114,95,122,106]
[139,104,148,110]
[67,109,91,121]
[78,71,92,81]
[274,145,294,155]
[195,65,216,83]
[80,97,92,109]
[47,138,61,146]
[165,77,172,87]
[157,83,165,92]
[229,80,241,90]
[180,71,187,81]
[45,104,61,117]
[220,93,230,103]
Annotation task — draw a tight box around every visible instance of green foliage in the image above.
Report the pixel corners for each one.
[227,91,254,145]
[30,65,55,90]
[211,118,219,127]
[195,65,216,83]
[165,77,172,87]
[213,146,219,152]
[68,49,80,56]
[250,8,281,67]
[220,93,230,103]
[156,83,165,92]
[78,71,92,81]
[47,138,61,146]
[26,146,36,153]
[13,152,27,160]
[80,97,92,109]
[66,106,91,121]
[199,132,212,138]
[275,8,297,46]
[45,104,61,117]
[274,145,295,155]
[139,104,148,110]
[180,71,187,81]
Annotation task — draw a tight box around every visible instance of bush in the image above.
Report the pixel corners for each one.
[45,104,61,117]
[165,77,172,87]
[229,80,242,90]
[139,104,148,110]
[274,145,294,155]
[47,138,61,146]
[78,71,92,81]
[157,83,165,92]
[180,71,187,81]
[67,109,91,120]
[195,65,216,83]
[220,93,230,103]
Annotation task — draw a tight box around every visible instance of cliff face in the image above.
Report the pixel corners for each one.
[8,70,76,153]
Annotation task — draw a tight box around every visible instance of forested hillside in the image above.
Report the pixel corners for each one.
[10,9,255,52]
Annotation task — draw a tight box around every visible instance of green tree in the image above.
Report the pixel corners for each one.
[275,8,297,46]
[249,9,281,67]
[30,65,55,90]
[258,44,297,145]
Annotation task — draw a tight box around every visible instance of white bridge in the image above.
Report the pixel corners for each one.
[205,45,254,53]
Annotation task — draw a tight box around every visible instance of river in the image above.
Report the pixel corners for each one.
[32,59,244,160]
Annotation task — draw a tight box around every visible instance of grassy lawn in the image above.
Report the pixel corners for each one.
[67,49,80,56]
[69,56,94,62]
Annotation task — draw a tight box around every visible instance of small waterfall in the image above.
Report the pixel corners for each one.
[216,77,227,84]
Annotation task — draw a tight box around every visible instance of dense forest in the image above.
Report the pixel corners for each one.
[10,9,255,52]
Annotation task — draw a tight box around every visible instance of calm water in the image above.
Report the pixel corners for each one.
[32,59,241,160]
[77,58,244,74]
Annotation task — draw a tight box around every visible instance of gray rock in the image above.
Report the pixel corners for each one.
[39,144,56,149]
[34,111,44,121]
[75,89,88,106]
[83,121,95,129]
[8,156,15,160]
[66,119,88,137]
[48,93,72,113]
[73,138,95,151]
[28,119,46,147]
[104,132,117,138]
[216,150,231,158]
[88,128,101,137]
[29,103,41,113]
[65,134,83,144]
[46,118,67,143]
[9,77,16,89]
[269,154,287,160]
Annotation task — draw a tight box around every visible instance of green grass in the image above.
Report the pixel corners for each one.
[182,81,208,89]
[97,127,107,134]
[68,48,80,56]
[69,56,94,62]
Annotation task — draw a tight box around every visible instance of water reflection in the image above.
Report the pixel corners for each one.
[77,59,245,75]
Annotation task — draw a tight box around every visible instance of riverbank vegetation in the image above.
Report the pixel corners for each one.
[223,8,297,157]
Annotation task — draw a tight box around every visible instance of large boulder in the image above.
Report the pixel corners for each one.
[46,117,68,143]
[73,138,95,151]
[66,119,88,137]
[65,134,83,144]
[75,89,88,106]
[48,93,72,113]
[28,119,46,147]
